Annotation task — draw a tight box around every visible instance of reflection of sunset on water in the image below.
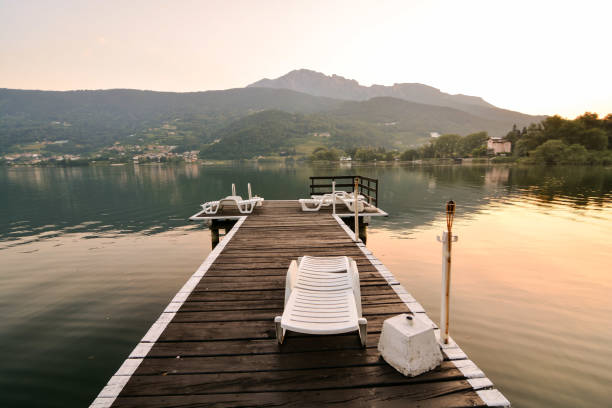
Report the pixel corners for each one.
[1,163,610,407]
[368,195,611,408]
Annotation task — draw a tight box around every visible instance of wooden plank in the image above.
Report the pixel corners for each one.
[134,347,387,375]
[118,362,466,396]
[171,303,410,322]
[157,314,410,341]
[205,263,383,273]
[111,385,485,408]
[147,333,383,357]
[178,295,407,312]
[204,268,385,279]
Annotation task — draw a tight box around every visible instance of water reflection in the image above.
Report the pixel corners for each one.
[0,163,611,408]
[1,164,610,248]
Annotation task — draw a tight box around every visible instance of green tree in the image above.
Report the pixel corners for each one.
[310,147,341,161]
[529,139,567,164]
[355,147,384,161]
[580,128,608,150]
[504,124,522,146]
[458,132,488,156]
[399,149,420,161]
[515,124,545,156]
[432,134,461,158]
[561,144,589,164]
[471,145,488,157]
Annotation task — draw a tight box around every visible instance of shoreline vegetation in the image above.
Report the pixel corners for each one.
[2,113,611,167]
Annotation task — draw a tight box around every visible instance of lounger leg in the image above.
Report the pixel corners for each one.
[274,316,285,344]
[358,318,367,347]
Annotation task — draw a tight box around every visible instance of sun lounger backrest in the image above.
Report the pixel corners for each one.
[296,256,352,291]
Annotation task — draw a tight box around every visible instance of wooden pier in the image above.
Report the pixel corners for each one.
[91,201,509,408]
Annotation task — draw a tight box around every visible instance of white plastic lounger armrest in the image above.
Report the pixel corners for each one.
[237,198,264,214]
[350,259,362,317]
[201,200,220,214]
[285,260,299,305]
[299,198,323,211]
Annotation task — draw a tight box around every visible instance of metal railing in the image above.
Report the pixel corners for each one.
[309,175,379,207]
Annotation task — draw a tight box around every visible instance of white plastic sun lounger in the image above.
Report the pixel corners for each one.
[201,183,263,214]
[300,192,368,213]
[340,197,366,212]
[300,191,356,212]
[311,191,365,201]
[274,256,367,347]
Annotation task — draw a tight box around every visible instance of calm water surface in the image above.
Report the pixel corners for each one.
[0,164,610,407]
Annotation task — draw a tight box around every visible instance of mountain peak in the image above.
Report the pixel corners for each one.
[248,69,494,110]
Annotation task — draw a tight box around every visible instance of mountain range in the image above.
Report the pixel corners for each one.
[0,69,544,158]
[249,69,539,126]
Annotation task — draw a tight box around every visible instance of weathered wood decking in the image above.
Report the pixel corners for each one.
[92,201,509,408]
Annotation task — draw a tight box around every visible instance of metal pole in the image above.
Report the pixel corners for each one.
[440,200,455,344]
[332,181,336,215]
[354,177,359,242]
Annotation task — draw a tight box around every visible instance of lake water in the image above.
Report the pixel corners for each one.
[1,163,611,407]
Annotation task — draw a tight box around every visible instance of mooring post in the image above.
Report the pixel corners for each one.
[438,201,457,344]
[232,183,236,196]
[353,177,359,242]
[248,182,252,199]
[332,181,336,215]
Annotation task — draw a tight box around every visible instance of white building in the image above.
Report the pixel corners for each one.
[487,138,512,155]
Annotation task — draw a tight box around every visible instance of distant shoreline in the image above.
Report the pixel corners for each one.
[3,157,610,168]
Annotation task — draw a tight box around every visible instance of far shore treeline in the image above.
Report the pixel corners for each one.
[1,88,610,166]
[3,112,610,167]
[387,113,612,165]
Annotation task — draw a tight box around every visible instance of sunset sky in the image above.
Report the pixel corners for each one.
[1,0,611,118]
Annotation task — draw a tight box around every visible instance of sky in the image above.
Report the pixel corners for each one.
[1,0,611,118]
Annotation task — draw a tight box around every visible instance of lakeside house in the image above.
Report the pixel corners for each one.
[487,137,511,155]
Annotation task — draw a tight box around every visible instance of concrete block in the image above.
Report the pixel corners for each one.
[378,314,443,377]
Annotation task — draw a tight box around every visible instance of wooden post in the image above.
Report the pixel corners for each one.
[210,220,220,249]
[359,217,367,243]
[332,181,336,215]
[353,177,359,242]
[232,183,236,196]
[248,182,252,199]
[439,201,456,344]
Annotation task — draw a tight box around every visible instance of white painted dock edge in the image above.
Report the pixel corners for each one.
[89,216,248,408]
[332,215,511,407]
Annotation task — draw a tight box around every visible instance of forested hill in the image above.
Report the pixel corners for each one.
[0,88,340,152]
[1,83,542,158]
[202,98,525,158]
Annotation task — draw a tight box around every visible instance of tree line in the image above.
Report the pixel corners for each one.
[310,112,612,165]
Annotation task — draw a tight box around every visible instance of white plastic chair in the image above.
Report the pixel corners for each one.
[274,256,367,347]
